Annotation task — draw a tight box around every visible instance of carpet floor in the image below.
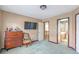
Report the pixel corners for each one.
[1,40,77,54]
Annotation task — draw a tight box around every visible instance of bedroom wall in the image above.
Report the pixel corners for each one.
[0,10,2,48]
[0,10,3,49]
[43,18,58,43]
[0,11,41,48]
[44,7,79,49]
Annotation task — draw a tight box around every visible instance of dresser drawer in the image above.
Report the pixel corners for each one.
[6,32,17,36]
[6,33,23,38]
[5,42,15,48]
[5,37,18,41]
[17,32,24,37]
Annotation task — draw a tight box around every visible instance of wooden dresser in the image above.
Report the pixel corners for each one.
[5,31,24,50]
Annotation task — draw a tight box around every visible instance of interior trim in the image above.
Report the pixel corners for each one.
[49,41,58,44]
[75,13,79,51]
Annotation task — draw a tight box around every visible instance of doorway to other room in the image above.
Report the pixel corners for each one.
[44,22,49,41]
[57,18,69,46]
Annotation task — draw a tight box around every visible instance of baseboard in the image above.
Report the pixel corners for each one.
[49,41,76,51]
[49,41,58,44]
[0,48,5,53]
[32,40,38,42]
[68,46,76,51]
[0,48,1,53]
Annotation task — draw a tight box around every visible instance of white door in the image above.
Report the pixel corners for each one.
[76,14,79,52]
[38,22,44,41]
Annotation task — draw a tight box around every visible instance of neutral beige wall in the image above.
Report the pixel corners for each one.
[0,10,2,48]
[0,11,41,48]
[0,10,3,49]
[43,18,58,43]
[44,8,79,49]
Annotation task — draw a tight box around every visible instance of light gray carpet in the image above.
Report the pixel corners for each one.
[1,40,77,54]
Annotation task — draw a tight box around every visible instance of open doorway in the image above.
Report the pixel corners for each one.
[57,18,69,46]
[44,22,49,40]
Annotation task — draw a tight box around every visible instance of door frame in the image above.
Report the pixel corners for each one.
[43,21,49,41]
[75,13,79,51]
[57,17,70,47]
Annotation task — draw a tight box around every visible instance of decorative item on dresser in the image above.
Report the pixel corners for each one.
[5,31,24,51]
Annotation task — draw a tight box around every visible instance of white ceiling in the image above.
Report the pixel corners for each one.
[0,5,79,19]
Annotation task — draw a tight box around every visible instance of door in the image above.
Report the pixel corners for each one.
[38,22,44,41]
[44,22,49,40]
[76,14,79,52]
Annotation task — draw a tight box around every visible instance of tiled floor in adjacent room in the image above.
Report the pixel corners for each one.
[1,40,77,54]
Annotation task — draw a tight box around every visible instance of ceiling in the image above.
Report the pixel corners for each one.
[0,5,79,19]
